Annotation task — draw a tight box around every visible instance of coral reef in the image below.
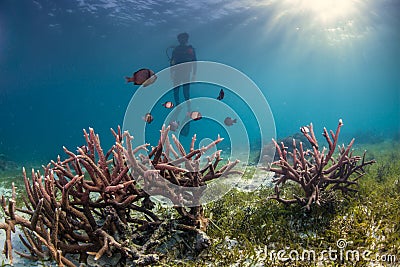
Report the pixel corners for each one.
[0,126,240,266]
[267,119,376,210]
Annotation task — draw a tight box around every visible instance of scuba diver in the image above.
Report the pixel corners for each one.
[168,32,197,106]
[167,32,197,136]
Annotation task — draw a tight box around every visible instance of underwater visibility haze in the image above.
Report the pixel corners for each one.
[1,1,400,266]
[0,0,399,165]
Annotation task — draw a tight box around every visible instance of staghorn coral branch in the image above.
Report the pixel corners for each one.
[154,163,188,173]
[90,128,110,182]
[120,133,147,177]
[172,134,187,157]
[203,159,241,182]
[110,126,122,142]
[30,198,43,231]
[22,168,36,207]
[169,149,202,166]
[21,227,46,258]
[301,123,318,149]
[32,231,75,267]
[190,134,197,152]
[110,166,129,186]
[83,129,95,160]
[204,135,224,152]
[104,180,135,193]
[323,138,355,175]
[163,134,173,161]
[0,222,13,264]
[150,125,170,164]
[77,153,109,187]
[323,119,343,164]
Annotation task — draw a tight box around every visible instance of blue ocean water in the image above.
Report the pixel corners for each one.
[0,0,399,165]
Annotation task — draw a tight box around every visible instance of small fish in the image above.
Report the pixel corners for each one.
[169,120,180,131]
[77,145,88,154]
[188,111,202,121]
[300,126,310,133]
[224,117,237,126]
[142,113,154,123]
[217,88,225,100]
[162,101,174,109]
[125,68,157,87]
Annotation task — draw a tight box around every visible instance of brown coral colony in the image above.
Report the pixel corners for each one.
[268,119,376,210]
[0,125,240,266]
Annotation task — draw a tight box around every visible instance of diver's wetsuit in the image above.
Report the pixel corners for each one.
[170,44,197,105]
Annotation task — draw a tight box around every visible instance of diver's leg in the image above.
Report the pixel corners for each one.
[171,85,183,124]
[183,83,191,111]
[180,83,191,136]
[183,83,190,101]
[173,86,180,105]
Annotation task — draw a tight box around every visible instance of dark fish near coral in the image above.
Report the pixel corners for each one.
[77,145,88,154]
[169,120,179,131]
[142,113,154,123]
[217,88,225,100]
[188,111,202,121]
[125,68,157,87]
[224,117,237,126]
[162,101,174,109]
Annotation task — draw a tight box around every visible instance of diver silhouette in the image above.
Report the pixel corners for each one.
[168,32,197,136]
